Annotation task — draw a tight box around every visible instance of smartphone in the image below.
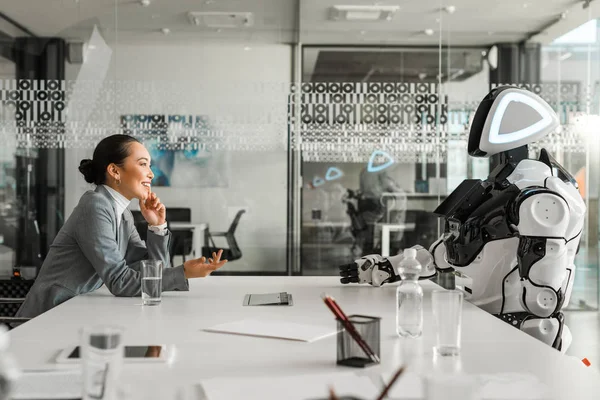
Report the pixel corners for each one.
[56,345,168,364]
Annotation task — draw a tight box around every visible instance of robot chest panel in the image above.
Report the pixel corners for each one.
[444,186,519,266]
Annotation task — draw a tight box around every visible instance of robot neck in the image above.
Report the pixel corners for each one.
[489,145,529,172]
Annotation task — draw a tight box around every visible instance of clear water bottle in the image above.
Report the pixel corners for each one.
[0,325,20,400]
[396,248,423,338]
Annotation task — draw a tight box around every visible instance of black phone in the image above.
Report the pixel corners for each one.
[67,345,164,359]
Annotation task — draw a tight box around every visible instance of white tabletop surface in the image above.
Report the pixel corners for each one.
[9,277,600,399]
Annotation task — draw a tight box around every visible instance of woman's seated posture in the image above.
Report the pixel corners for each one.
[16,134,227,320]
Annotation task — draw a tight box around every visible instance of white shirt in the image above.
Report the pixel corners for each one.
[102,185,131,229]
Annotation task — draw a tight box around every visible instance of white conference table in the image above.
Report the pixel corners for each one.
[168,222,208,259]
[9,277,600,399]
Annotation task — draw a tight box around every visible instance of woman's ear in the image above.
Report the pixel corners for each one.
[106,163,120,181]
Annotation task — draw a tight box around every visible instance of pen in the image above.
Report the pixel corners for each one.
[321,293,380,364]
[375,365,405,400]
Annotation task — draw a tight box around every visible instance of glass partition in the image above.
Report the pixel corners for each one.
[0,0,294,277]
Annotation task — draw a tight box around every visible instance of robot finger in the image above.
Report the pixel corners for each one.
[339,269,358,278]
[340,276,359,284]
[339,262,357,273]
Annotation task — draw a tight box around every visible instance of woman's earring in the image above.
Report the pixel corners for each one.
[116,178,121,186]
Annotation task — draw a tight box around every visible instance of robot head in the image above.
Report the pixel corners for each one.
[468,86,559,157]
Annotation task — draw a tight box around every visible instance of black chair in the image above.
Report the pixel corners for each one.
[0,280,34,328]
[202,210,245,262]
[131,209,193,265]
[131,210,148,242]
[166,208,194,264]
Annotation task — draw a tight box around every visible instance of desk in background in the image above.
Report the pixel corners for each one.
[377,222,416,257]
[169,222,207,260]
[8,277,600,399]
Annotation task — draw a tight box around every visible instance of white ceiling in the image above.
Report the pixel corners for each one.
[0,0,595,46]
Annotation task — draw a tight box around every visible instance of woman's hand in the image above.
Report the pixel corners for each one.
[183,249,227,278]
[139,191,166,226]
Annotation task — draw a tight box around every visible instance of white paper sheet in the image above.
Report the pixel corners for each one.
[202,319,336,342]
[383,371,549,400]
[198,372,378,400]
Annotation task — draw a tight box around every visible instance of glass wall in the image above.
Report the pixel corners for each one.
[296,0,600,315]
[0,0,295,277]
[539,18,600,310]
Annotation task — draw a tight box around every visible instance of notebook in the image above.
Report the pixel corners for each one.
[202,319,336,342]
[198,371,378,400]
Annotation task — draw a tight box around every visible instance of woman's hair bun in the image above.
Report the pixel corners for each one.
[78,159,97,184]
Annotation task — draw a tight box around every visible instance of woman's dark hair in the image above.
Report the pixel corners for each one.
[79,134,140,185]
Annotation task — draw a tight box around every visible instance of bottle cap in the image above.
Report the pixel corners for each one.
[403,248,417,259]
[582,358,591,367]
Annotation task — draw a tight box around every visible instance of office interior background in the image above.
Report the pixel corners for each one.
[0,0,599,361]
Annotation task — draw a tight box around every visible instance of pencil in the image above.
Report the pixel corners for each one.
[328,386,339,400]
[375,365,406,400]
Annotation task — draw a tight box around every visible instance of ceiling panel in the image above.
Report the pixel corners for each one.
[0,0,589,46]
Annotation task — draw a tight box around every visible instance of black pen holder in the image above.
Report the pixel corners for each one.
[336,315,381,368]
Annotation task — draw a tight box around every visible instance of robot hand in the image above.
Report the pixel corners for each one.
[339,245,436,287]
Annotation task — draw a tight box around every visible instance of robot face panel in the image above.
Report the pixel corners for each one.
[468,87,559,157]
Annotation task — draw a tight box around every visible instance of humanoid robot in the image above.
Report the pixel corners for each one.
[339,86,586,352]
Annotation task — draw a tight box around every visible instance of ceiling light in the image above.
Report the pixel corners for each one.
[161,28,171,35]
[139,0,151,6]
[449,69,465,80]
[418,72,427,80]
[243,46,251,51]
[424,29,434,36]
[487,45,498,69]
[522,2,529,8]
[188,12,254,28]
[329,5,400,21]
[559,52,572,61]
[444,5,456,14]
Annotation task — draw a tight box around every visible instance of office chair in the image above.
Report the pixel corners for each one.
[0,280,34,328]
[166,208,193,263]
[202,209,245,262]
[131,210,148,242]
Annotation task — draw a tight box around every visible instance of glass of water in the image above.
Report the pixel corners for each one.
[141,260,163,306]
[432,289,463,356]
[81,325,124,400]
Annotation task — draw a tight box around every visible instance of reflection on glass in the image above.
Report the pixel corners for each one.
[367,150,394,172]
[325,166,343,180]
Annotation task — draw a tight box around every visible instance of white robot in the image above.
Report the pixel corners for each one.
[339,86,586,352]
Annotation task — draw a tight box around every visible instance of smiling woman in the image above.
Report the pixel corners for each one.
[14,134,227,322]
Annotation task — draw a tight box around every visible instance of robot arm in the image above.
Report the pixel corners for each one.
[512,188,572,350]
[339,245,436,287]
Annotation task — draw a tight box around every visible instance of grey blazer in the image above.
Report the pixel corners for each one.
[16,185,189,320]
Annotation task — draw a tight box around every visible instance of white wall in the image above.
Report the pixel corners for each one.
[65,43,292,272]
